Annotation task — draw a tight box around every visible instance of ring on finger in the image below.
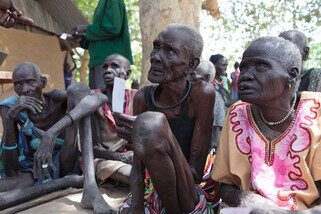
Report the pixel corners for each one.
[42,163,48,168]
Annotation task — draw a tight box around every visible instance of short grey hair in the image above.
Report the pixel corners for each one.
[245,36,302,74]
[13,61,42,79]
[163,23,204,59]
[196,60,216,83]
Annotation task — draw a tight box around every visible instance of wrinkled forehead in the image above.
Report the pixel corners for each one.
[243,41,281,61]
[156,27,190,49]
[104,55,129,68]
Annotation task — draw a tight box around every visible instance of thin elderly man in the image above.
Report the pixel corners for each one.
[0,62,78,189]
[35,54,136,213]
[0,0,33,27]
[212,36,321,213]
[279,30,321,92]
[114,23,216,213]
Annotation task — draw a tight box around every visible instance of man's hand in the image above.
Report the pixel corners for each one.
[0,0,33,28]
[113,112,136,143]
[17,96,43,114]
[71,24,88,36]
[33,131,57,180]
[8,96,43,118]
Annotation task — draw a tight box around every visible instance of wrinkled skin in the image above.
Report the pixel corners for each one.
[34,54,134,213]
[0,62,76,189]
[114,25,215,214]
[219,39,321,214]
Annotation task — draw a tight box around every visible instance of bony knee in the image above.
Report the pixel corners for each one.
[67,83,89,96]
[132,112,169,157]
[133,111,167,140]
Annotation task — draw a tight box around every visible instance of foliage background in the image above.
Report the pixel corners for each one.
[200,0,321,73]
[73,0,321,84]
[73,0,141,85]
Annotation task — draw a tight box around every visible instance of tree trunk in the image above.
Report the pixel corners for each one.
[79,50,89,84]
[139,0,203,86]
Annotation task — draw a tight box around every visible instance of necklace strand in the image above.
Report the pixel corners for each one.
[260,94,297,126]
[151,80,191,110]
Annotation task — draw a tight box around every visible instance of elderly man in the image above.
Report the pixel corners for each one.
[212,36,321,213]
[35,54,136,213]
[114,23,215,214]
[279,30,321,93]
[0,62,78,189]
[0,0,33,27]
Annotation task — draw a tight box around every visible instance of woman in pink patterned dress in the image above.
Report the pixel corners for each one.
[212,36,321,213]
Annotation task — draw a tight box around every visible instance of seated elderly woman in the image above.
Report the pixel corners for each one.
[212,36,321,213]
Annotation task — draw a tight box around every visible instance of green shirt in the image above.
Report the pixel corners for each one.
[81,0,133,68]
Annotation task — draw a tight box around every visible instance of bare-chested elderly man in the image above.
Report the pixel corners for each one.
[114,23,216,214]
[0,62,78,187]
[33,54,136,213]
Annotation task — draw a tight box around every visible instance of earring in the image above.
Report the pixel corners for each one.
[288,83,292,89]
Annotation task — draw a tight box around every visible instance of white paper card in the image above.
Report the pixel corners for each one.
[60,33,72,40]
[112,77,126,113]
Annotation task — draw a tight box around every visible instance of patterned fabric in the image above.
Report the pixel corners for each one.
[230,70,240,100]
[94,89,136,133]
[212,92,321,210]
[213,91,226,127]
[121,151,220,213]
[0,96,64,180]
[307,68,321,92]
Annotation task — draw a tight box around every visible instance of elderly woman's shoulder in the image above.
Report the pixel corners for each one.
[300,91,321,100]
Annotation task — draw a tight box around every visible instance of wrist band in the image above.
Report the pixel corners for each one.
[2,144,18,150]
[66,113,74,126]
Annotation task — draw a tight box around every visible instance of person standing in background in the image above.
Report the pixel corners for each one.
[230,61,240,100]
[72,0,133,89]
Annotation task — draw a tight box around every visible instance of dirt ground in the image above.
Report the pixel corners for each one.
[1,185,130,214]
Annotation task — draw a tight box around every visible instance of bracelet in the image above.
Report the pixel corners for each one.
[2,143,18,150]
[66,113,74,126]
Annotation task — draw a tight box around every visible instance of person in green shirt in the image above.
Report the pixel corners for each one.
[72,0,133,89]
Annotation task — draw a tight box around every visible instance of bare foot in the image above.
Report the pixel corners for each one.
[80,185,113,214]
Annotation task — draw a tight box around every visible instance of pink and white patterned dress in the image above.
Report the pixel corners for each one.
[212,92,321,210]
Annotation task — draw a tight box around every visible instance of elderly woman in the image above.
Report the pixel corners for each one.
[212,36,321,213]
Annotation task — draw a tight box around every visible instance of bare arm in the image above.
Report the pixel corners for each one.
[114,90,146,213]
[34,92,108,180]
[1,107,19,176]
[1,96,43,176]
[189,83,215,183]
[220,183,278,208]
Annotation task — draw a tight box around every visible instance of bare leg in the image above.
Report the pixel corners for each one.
[132,112,198,214]
[66,83,111,213]
[0,174,83,210]
[79,116,112,214]
[0,172,34,192]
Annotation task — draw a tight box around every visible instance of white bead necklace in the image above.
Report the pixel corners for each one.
[260,94,297,126]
